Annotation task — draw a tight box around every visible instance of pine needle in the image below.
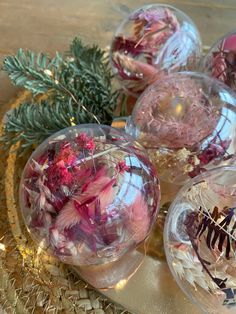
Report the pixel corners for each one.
[1,37,119,150]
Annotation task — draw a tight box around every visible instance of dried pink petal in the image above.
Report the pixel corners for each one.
[55,201,82,231]
[55,165,116,231]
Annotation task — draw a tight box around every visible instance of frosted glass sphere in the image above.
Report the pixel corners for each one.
[19,124,160,266]
[110,4,202,96]
[202,30,236,91]
[126,72,236,185]
[164,166,236,314]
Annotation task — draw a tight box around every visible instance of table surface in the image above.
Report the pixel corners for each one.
[1,0,236,106]
[0,0,236,57]
[0,1,235,314]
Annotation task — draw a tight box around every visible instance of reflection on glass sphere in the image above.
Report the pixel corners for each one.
[126,72,236,184]
[164,166,236,314]
[110,4,201,96]
[19,124,160,266]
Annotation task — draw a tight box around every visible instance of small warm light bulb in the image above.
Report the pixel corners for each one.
[175,103,183,114]
[44,69,53,77]
[70,117,76,126]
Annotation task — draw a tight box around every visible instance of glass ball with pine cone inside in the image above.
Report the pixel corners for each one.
[19,124,160,267]
[110,4,201,97]
[126,72,236,185]
[164,166,236,314]
[202,30,236,91]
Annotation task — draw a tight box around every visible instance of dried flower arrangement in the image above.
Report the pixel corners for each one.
[2,4,236,312]
[110,4,201,95]
[126,72,236,184]
[165,168,236,312]
[203,31,236,91]
[20,125,160,266]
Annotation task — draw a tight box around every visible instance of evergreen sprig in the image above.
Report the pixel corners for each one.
[3,100,75,148]
[3,48,64,94]
[2,38,119,149]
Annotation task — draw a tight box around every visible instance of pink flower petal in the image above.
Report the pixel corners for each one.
[55,201,81,230]
[223,34,236,51]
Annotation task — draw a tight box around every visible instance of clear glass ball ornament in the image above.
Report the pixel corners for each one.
[164,166,236,314]
[126,72,236,185]
[19,124,160,266]
[110,4,202,96]
[202,30,236,91]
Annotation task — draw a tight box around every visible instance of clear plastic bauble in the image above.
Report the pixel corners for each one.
[164,166,236,314]
[126,72,236,185]
[110,4,202,96]
[202,30,236,91]
[19,124,160,266]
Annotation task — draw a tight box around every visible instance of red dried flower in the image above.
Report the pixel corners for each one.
[46,161,74,189]
[84,138,95,152]
[55,142,77,166]
[116,161,130,174]
[76,132,95,152]
[198,139,231,165]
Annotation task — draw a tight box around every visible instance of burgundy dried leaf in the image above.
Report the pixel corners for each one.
[55,164,116,239]
[194,206,236,260]
[112,36,147,57]
[74,200,91,224]
[185,210,228,291]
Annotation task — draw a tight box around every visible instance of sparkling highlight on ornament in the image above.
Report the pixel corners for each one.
[164,166,236,313]
[0,243,5,251]
[203,30,236,91]
[126,72,236,184]
[19,124,160,266]
[114,279,128,290]
[110,4,201,96]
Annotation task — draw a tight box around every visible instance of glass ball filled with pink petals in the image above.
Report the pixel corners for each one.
[164,166,236,314]
[110,4,202,96]
[202,30,236,91]
[126,72,236,184]
[19,124,160,266]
